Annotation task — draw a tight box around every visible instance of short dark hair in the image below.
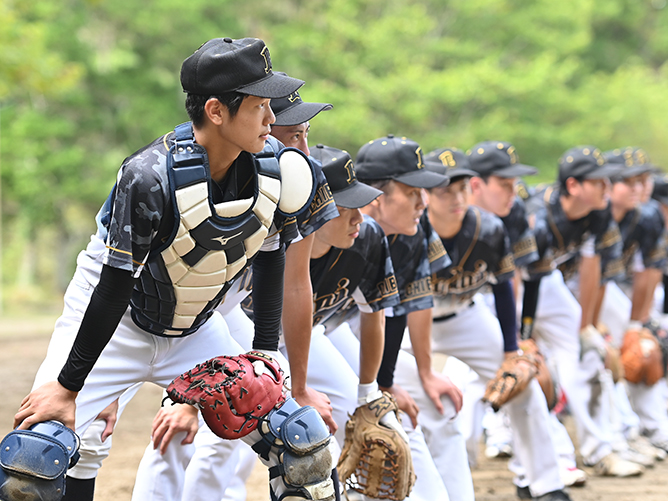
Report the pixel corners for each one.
[360,178,392,192]
[559,176,583,197]
[185,91,247,127]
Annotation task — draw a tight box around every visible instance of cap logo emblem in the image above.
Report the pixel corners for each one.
[260,45,271,74]
[287,92,300,103]
[507,145,518,164]
[623,149,634,167]
[344,159,355,184]
[438,150,456,168]
[416,147,425,169]
[636,149,648,164]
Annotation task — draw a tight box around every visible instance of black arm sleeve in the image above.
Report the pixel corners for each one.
[58,265,136,392]
[376,315,407,388]
[663,274,668,314]
[492,281,519,352]
[251,246,285,351]
[521,279,542,340]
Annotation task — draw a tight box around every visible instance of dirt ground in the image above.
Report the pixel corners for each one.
[2,316,667,500]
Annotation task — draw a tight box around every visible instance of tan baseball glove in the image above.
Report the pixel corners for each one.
[483,349,539,412]
[337,392,415,500]
[621,327,664,385]
[519,338,559,410]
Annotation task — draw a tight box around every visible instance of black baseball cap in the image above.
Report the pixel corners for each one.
[651,174,668,206]
[558,146,621,184]
[311,144,382,209]
[355,135,449,189]
[424,147,477,181]
[468,141,538,178]
[603,147,655,180]
[181,38,304,99]
[270,79,333,126]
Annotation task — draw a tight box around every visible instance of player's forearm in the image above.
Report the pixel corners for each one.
[281,235,314,395]
[407,308,435,379]
[578,255,601,328]
[631,268,662,322]
[359,310,385,385]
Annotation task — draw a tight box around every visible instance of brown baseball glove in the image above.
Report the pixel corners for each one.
[337,392,415,500]
[483,349,539,412]
[621,327,664,385]
[519,339,559,410]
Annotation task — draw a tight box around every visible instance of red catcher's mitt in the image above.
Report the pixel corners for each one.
[621,327,664,385]
[167,351,285,439]
[483,350,539,412]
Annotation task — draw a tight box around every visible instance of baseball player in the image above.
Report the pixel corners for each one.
[128,90,340,501]
[596,148,668,455]
[11,37,333,501]
[467,141,588,490]
[350,135,467,500]
[521,146,647,477]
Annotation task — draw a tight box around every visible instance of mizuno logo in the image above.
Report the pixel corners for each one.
[213,232,243,246]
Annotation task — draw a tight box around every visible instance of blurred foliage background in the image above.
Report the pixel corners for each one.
[1,0,667,312]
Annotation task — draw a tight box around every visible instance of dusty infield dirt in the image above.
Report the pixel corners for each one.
[1,316,667,500]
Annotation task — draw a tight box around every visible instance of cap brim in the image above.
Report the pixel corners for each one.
[273,102,333,126]
[237,72,304,99]
[494,164,538,178]
[332,181,383,209]
[583,163,623,180]
[612,165,653,179]
[395,169,450,189]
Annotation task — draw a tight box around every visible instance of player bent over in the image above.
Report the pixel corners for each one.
[9,37,334,501]
[354,136,467,500]
[414,148,571,501]
[597,148,668,458]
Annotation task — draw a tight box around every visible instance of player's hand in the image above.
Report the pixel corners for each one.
[14,381,78,431]
[151,403,199,455]
[96,398,119,442]
[381,384,419,428]
[420,370,463,415]
[292,386,337,433]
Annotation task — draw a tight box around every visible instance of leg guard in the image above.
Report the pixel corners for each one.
[242,398,335,501]
[0,421,80,501]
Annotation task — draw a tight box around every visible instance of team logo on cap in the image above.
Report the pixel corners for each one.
[416,147,425,169]
[507,145,518,164]
[344,159,355,184]
[439,150,456,168]
[260,45,271,74]
[287,92,300,103]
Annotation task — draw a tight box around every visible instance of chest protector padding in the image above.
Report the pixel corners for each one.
[131,123,282,336]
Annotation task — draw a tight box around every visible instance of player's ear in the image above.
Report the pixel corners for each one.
[565,177,579,197]
[204,97,228,126]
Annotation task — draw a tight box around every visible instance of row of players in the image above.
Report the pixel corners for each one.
[11,36,668,501]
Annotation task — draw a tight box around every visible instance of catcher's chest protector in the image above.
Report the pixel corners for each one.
[131,123,314,336]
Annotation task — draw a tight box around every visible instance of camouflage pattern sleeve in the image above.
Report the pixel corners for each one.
[590,207,624,282]
[638,201,667,270]
[102,136,171,277]
[502,197,539,268]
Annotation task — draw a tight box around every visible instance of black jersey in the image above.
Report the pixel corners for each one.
[385,214,451,317]
[526,186,623,281]
[431,206,515,317]
[617,201,667,275]
[311,215,400,328]
[501,197,539,268]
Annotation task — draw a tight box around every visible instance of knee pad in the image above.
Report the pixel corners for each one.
[0,421,80,501]
[243,398,335,500]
